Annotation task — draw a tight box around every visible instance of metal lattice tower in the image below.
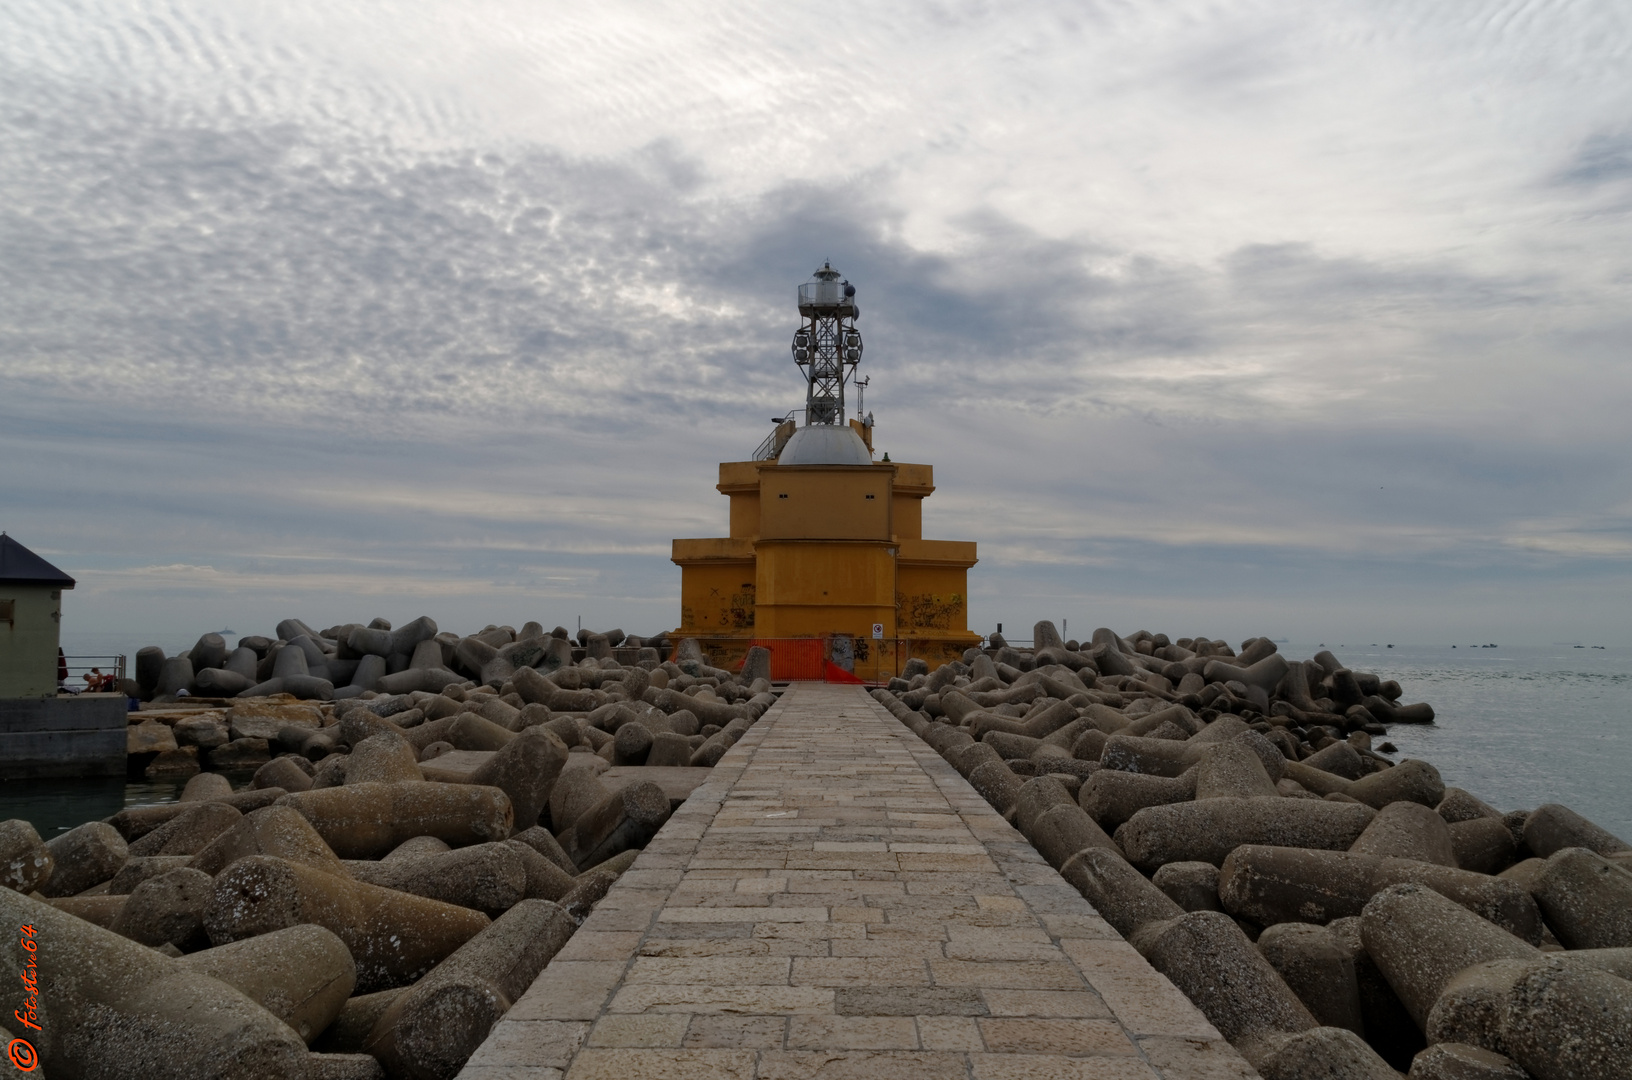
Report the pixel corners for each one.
[791,262,862,425]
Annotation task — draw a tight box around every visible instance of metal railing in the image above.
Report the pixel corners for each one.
[61,654,126,693]
[752,412,800,461]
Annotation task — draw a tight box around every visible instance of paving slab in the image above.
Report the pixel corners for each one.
[458,682,1257,1079]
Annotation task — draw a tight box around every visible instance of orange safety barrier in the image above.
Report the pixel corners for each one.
[740,638,829,681]
[730,636,964,684]
[822,661,865,685]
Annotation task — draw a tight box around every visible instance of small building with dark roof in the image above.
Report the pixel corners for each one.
[0,533,76,698]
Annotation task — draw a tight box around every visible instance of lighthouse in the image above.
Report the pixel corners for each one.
[670,264,979,681]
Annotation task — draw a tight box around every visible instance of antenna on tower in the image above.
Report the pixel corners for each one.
[792,262,863,425]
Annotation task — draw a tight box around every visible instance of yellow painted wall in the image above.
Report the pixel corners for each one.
[718,461,761,540]
[893,463,934,494]
[0,586,65,698]
[897,564,971,635]
[891,496,922,540]
[755,541,896,635]
[758,468,893,541]
[672,538,756,635]
[673,447,978,680]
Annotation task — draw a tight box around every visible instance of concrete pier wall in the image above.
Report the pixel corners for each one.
[0,695,127,779]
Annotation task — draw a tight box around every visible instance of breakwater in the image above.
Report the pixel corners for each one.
[2,617,773,1079]
[4,617,1629,1079]
[871,624,1632,1078]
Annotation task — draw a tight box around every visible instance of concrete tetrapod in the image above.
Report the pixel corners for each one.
[468,726,570,833]
[127,801,244,857]
[1351,801,1459,866]
[1250,1026,1402,1080]
[1217,845,1542,941]
[0,887,308,1079]
[510,824,578,877]
[1152,862,1223,912]
[385,836,451,861]
[503,837,575,901]
[1498,960,1632,1080]
[1425,957,1551,1055]
[1531,847,1632,949]
[966,759,1024,819]
[204,855,491,991]
[107,855,191,894]
[1329,915,1427,1070]
[255,756,317,793]
[344,733,424,784]
[1446,818,1517,876]
[110,789,285,843]
[1408,1042,1528,1080]
[1436,788,1503,825]
[1193,740,1280,799]
[1022,802,1120,870]
[1078,768,1197,829]
[345,842,527,916]
[364,898,579,1080]
[612,720,653,765]
[109,865,215,950]
[1129,910,1319,1060]
[189,804,354,879]
[182,771,234,802]
[315,987,407,1053]
[276,782,513,859]
[549,765,613,834]
[1116,797,1377,871]
[1359,883,1539,1029]
[181,923,357,1044]
[46,893,125,927]
[1256,921,1366,1035]
[559,779,672,870]
[1012,774,1076,834]
[39,820,128,897]
[1521,803,1631,859]
[1057,846,1184,938]
[1347,760,1446,811]
[557,848,641,922]
[1429,956,1632,1080]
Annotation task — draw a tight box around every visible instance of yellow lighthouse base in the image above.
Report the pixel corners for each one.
[672,424,978,683]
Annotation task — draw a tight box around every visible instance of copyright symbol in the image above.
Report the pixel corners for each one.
[6,1038,37,1071]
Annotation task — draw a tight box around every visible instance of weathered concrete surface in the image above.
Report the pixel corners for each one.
[0,695,127,779]
[458,683,1255,1079]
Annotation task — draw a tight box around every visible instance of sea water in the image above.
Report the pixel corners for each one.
[1290,642,1629,841]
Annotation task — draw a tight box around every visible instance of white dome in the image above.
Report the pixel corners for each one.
[777,424,874,465]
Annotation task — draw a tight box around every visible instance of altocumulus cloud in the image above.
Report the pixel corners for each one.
[1,0,1630,649]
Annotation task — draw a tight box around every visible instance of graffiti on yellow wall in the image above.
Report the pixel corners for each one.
[898,591,964,632]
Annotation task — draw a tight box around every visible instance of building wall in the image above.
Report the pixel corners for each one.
[0,585,63,698]
[757,468,893,541]
[674,453,977,681]
[673,538,756,635]
[754,540,897,639]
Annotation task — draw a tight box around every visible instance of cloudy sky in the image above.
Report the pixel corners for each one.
[3,0,1630,651]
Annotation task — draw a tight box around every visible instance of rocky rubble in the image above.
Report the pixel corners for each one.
[126,617,671,705]
[872,622,1632,1080]
[2,626,776,1079]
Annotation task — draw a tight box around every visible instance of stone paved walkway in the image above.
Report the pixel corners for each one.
[459,683,1257,1079]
